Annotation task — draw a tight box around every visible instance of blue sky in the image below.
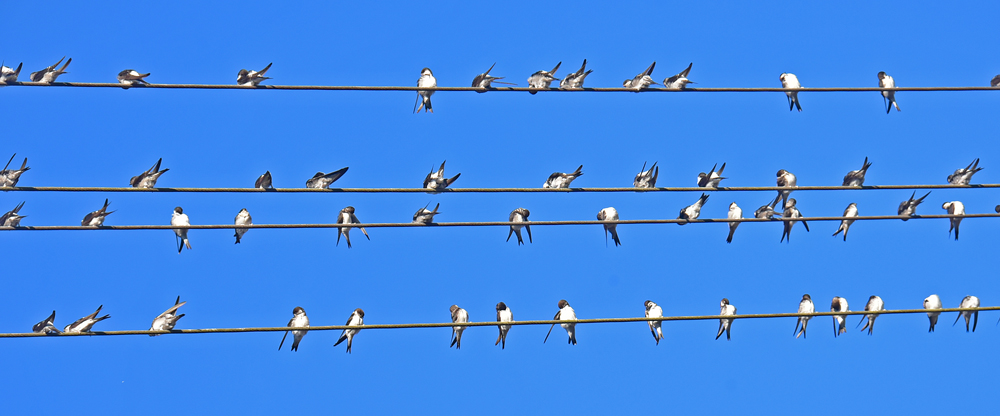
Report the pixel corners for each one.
[3,1,999,414]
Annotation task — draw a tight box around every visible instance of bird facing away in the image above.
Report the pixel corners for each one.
[697,163,727,188]
[279,306,309,352]
[495,302,513,349]
[0,153,30,187]
[32,310,60,334]
[234,208,252,244]
[129,158,170,188]
[559,59,592,89]
[942,201,965,240]
[412,203,441,225]
[117,69,150,87]
[832,203,858,241]
[831,297,849,337]
[450,305,469,349]
[305,167,349,188]
[992,74,1000,88]
[506,208,532,245]
[663,63,695,90]
[414,67,436,113]
[334,308,365,354]
[172,207,192,253]
[678,193,710,224]
[923,294,942,332]
[527,62,561,94]
[898,191,931,220]
[472,62,516,91]
[237,63,272,86]
[633,161,659,188]
[423,160,461,190]
[29,57,71,83]
[877,71,900,113]
[255,171,273,189]
[597,207,621,247]
[780,198,810,243]
[543,165,584,188]
[64,305,111,333]
[726,202,742,243]
[858,295,884,335]
[336,206,370,248]
[794,294,814,339]
[544,300,577,345]
[0,201,26,227]
[623,62,658,90]
[644,300,664,345]
[772,169,797,209]
[947,158,983,185]
[717,298,736,340]
[0,62,23,84]
[82,199,115,226]
[842,157,872,186]
[149,296,186,336]
[780,72,802,111]
[953,295,980,332]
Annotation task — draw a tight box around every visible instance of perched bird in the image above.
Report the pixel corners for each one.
[597,207,620,247]
[832,203,858,241]
[423,160,460,190]
[527,62,561,94]
[831,297,849,337]
[942,201,965,240]
[234,208,252,244]
[472,62,515,91]
[697,163,727,188]
[716,298,736,340]
[644,300,664,345]
[237,63,272,86]
[633,162,659,188]
[412,203,440,225]
[623,62,658,90]
[305,167,349,189]
[0,62,23,84]
[858,296,884,335]
[924,294,943,332]
[726,202,742,243]
[780,73,802,112]
[495,302,513,349]
[129,158,169,188]
[506,208,532,245]
[992,75,1000,88]
[336,206,370,248]
[63,305,110,333]
[772,169,797,209]
[898,191,931,220]
[678,193,709,224]
[32,311,60,334]
[559,59,592,89]
[793,294,814,339]
[947,159,983,185]
[954,295,980,332]
[148,296,186,336]
[29,57,71,83]
[0,154,30,187]
[82,199,115,226]
[543,165,584,188]
[780,198,809,243]
[754,196,782,220]
[278,306,309,352]
[0,201,26,227]
[333,308,365,353]
[842,157,872,186]
[117,69,150,87]
[255,171,273,189]
[663,63,694,90]
[877,71,900,113]
[172,207,192,253]
[996,205,1000,214]
[414,67,437,113]
[450,305,469,349]
[543,299,577,345]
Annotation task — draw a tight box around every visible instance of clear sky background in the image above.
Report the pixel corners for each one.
[3,1,999,414]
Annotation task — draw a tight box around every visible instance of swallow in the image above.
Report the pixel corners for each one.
[423,160,460,190]
[543,165,583,188]
[234,208,252,244]
[412,203,440,225]
[29,57,71,83]
[559,59,592,89]
[527,62,561,94]
[663,63,694,90]
[305,167,349,188]
[597,207,620,247]
[0,62,22,84]
[544,299,577,345]
[877,71,900,113]
[857,295,884,335]
[472,62,515,92]
[942,201,964,240]
[117,69,150,87]
[644,300,664,345]
[831,297,849,337]
[129,158,170,188]
[623,62,658,91]
[82,199,115,226]
[450,305,469,349]
[148,296,186,336]
[992,75,1000,88]
[754,196,782,220]
[953,295,980,332]
[831,203,858,241]
[237,63,272,86]
[678,193,709,224]
[780,73,802,112]
[924,294,942,332]
[333,308,365,353]
[780,198,809,243]
[279,306,309,351]
[63,305,111,333]
[772,169,797,209]
[255,171,273,189]
[697,163,727,188]
[716,298,736,340]
[32,310,60,334]
[633,162,659,188]
[414,67,436,113]
[898,191,931,220]
[495,302,513,349]
[996,205,1000,214]
[172,206,192,253]
[842,157,872,186]
[947,158,983,185]
[726,202,742,243]
[0,201,26,227]
[793,294,814,339]
[506,208,532,245]
[0,153,30,187]
[336,206,370,248]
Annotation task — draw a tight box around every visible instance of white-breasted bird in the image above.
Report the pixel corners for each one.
[726,202,742,243]
[992,75,1000,87]
[333,308,365,353]
[414,67,436,113]
[234,208,252,244]
[450,305,469,349]
[942,201,965,240]
[279,306,310,352]
[305,167,349,189]
[633,161,659,188]
[858,295,885,335]
[32,310,60,334]
[597,207,620,247]
[780,72,802,112]
[947,159,983,185]
[717,298,736,340]
[255,171,273,189]
[64,305,110,333]
[877,71,900,113]
[172,206,192,253]
[82,199,115,226]
[624,62,658,91]
[527,62,561,94]
[0,154,30,187]
[772,169,797,209]
[831,296,849,337]
[697,163,727,188]
[237,63,272,86]
[412,203,440,225]
[832,202,858,241]
[755,196,782,220]
[495,302,513,349]
[506,207,532,245]
[644,300,664,345]
[559,59,592,89]
[780,198,809,243]
[0,62,23,84]
[129,158,169,188]
[678,193,709,225]
[29,57,71,83]
[472,62,515,91]
[842,157,872,186]
[544,299,577,345]
[117,69,150,87]
[794,294,814,339]
[543,165,583,188]
[924,294,942,332]
[953,295,980,332]
[148,296,186,336]
[423,160,460,190]
[336,206,369,248]
[0,201,26,227]
[663,63,694,90]
[898,191,931,220]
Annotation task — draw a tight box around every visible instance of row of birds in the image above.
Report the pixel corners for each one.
[28,294,986,353]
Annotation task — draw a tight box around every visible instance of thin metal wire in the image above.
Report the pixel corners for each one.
[4,184,1000,193]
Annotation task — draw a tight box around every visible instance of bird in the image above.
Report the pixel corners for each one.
[495,302,513,349]
[234,208,252,244]
[772,169,797,209]
[32,310,60,334]
[623,62,658,90]
[877,71,900,113]
[0,201,26,227]
[898,191,931,220]
[506,208,532,245]
[858,296,884,335]
[472,62,515,91]
[82,199,115,226]
[412,203,440,225]
[336,206,370,248]
[954,295,980,332]
[924,294,943,332]
[278,306,310,352]
[842,157,872,186]
[717,298,736,340]
[832,203,858,241]
[0,154,30,187]
[697,163,727,188]
[172,207,192,253]
[726,202,742,243]
[129,158,169,188]
[63,305,110,333]
[527,62,561,94]
[780,73,802,111]
[29,57,71,83]
[255,171,273,189]
[793,294,814,339]
[831,297,849,337]
[678,193,710,224]
[148,296,186,336]
[633,162,659,188]
[414,67,437,113]
[644,300,664,345]
[333,308,365,353]
[543,299,577,345]
[543,165,584,188]
[754,196,782,220]
[117,69,150,87]
[597,207,621,247]
[947,158,983,185]
[423,161,461,190]
[305,167,349,189]
[559,59,592,89]
[663,63,695,90]
[992,75,1000,88]
[450,305,469,349]
[237,63,272,86]
[942,201,965,240]
[780,198,809,243]
[0,62,23,84]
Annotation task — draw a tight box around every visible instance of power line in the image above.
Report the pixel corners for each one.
[3,184,999,193]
